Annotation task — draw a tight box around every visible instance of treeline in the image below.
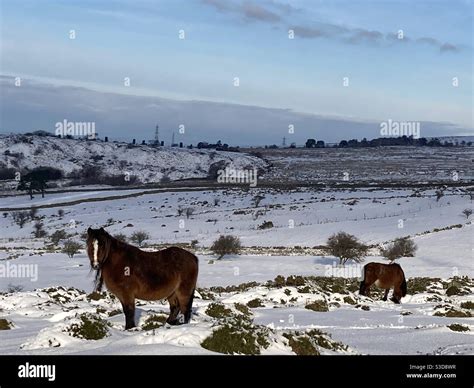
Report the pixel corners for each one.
[305,136,472,148]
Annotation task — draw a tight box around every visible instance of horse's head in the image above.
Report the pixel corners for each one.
[86,227,111,270]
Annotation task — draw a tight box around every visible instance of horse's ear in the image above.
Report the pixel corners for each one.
[87,227,92,234]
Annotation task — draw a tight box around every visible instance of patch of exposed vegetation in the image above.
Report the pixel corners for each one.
[201,315,270,355]
[407,277,442,294]
[305,300,329,312]
[460,301,474,310]
[234,303,252,317]
[142,314,167,330]
[205,303,233,319]
[0,318,12,330]
[447,324,470,332]
[283,329,347,355]
[247,298,264,308]
[67,313,110,340]
[434,308,471,318]
[343,296,357,305]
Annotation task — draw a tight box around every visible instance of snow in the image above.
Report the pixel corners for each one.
[0,180,472,355]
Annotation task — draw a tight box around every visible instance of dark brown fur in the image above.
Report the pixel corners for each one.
[86,227,198,329]
[359,262,407,304]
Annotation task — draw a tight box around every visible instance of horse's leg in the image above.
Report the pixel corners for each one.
[166,293,180,325]
[120,298,136,329]
[176,286,195,324]
[382,289,390,301]
[391,286,402,304]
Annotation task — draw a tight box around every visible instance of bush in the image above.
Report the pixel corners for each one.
[68,313,110,340]
[247,298,264,308]
[0,318,12,330]
[205,303,233,319]
[12,211,29,228]
[447,324,470,332]
[305,300,329,312]
[141,314,167,330]
[381,237,417,262]
[130,231,150,247]
[57,209,64,218]
[201,317,269,355]
[114,233,128,243]
[190,239,199,249]
[326,232,367,265]
[50,229,68,245]
[258,220,274,230]
[211,235,242,260]
[33,221,47,238]
[62,240,82,258]
[462,209,472,219]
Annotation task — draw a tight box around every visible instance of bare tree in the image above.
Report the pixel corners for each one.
[381,237,417,262]
[62,240,82,258]
[211,235,242,260]
[12,211,29,228]
[462,209,473,219]
[33,221,47,238]
[130,231,150,247]
[326,231,368,266]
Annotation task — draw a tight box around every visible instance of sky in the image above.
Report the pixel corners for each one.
[0,0,472,145]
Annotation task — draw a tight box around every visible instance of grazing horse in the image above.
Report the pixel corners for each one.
[359,262,407,304]
[86,227,198,329]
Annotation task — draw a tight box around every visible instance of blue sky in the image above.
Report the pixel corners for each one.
[0,0,472,145]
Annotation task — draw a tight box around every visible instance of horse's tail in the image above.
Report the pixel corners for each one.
[401,274,407,297]
[359,264,367,295]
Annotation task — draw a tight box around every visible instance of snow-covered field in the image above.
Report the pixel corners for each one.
[0,185,473,355]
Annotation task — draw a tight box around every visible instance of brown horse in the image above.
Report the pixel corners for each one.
[359,262,407,303]
[86,227,198,329]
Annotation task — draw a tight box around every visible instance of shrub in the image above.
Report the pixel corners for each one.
[50,229,68,245]
[326,232,367,266]
[185,207,194,219]
[258,220,274,230]
[462,209,472,219]
[33,221,47,238]
[201,317,269,355]
[381,237,417,262]
[447,324,470,332]
[305,300,329,312]
[130,231,150,247]
[247,298,264,308]
[62,240,82,258]
[29,207,39,220]
[114,233,128,243]
[460,301,474,310]
[68,313,110,340]
[12,211,29,228]
[211,235,241,260]
[141,314,167,331]
[205,303,233,319]
[0,318,12,330]
[57,209,64,218]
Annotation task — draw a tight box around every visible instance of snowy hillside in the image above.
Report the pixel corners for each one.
[0,134,267,184]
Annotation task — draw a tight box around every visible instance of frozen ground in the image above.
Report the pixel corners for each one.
[0,186,472,355]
